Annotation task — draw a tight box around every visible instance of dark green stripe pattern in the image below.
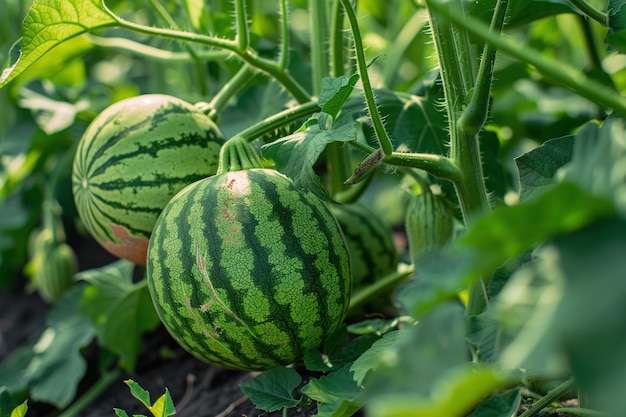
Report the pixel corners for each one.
[146,169,352,371]
[329,203,398,287]
[72,94,223,257]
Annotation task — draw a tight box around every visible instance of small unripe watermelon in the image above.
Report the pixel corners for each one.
[27,228,78,303]
[405,189,454,264]
[328,203,397,288]
[72,94,224,266]
[146,169,352,371]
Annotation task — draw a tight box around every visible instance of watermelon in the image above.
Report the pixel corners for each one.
[146,169,351,371]
[72,94,223,266]
[328,203,397,288]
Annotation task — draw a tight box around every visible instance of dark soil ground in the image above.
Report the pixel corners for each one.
[0,235,318,417]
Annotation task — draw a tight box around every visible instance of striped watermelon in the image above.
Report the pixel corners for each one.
[146,169,351,371]
[72,94,224,266]
[328,203,397,288]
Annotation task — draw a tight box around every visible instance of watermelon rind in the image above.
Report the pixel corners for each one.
[146,168,352,371]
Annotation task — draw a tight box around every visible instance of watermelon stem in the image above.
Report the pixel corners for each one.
[204,65,257,121]
[234,0,250,52]
[102,2,312,104]
[217,138,263,174]
[348,268,414,313]
[339,0,394,157]
[233,101,321,144]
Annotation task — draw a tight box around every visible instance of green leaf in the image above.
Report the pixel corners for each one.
[607,0,626,52]
[365,366,502,417]
[0,285,95,408]
[114,409,131,417]
[562,118,626,215]
[239,367,302,412]
[0,0,116,87]
[301,367,363,417]
[0,387,17,416]
[261,112,357,199]
[474,0,578,28]
[467,389,521,417]
[458,181,615,281]
[318,74,360,120]
[493,218,626,415]
[350,330,411,387]
[78,261,161,372]
[125,380,152,409]
[148,390,176,417]
[514,135,574,201]
[10,400,28,417]
[392,94,448,155]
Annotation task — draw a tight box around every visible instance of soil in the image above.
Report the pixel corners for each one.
[0,234,318,417]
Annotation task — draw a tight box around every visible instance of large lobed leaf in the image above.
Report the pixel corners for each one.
[0,0,116,87]
[77,260,161,372]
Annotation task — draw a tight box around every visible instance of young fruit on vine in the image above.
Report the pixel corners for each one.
[146,168,352,371]
[328,202,398,289]
[26,228,78,303]
[405,187,455,264]
[72,94,224,266]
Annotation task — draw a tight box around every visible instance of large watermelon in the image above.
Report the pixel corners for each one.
[146,169,352,371]
[72,94,223,265]
[328,203,398,288]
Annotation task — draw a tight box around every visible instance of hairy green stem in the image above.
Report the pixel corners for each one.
[330,0,345,77]
[568,0,607,25]
[383,152,461,182]
[205,65,256,120]
[426,1,469,120]
[458,0,509,137]
[309,0,329,95]
[102,3,311,104]
[426,0,626,118]
[550,408,609,417]
[340,0,394,156]
[234,0,250,51]
[279,0,290,70]
[518,377,577,417]
[349,268,414,312]
[231,101,320,144]
[56,369,122,417]
[86,35,231,62]
[460,0,509,317]
[147,0,208,95]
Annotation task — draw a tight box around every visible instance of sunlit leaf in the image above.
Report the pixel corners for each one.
[149,390,176,417]
[366,366,502,417]
[0,0,116,87]
[126,379,152,409]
